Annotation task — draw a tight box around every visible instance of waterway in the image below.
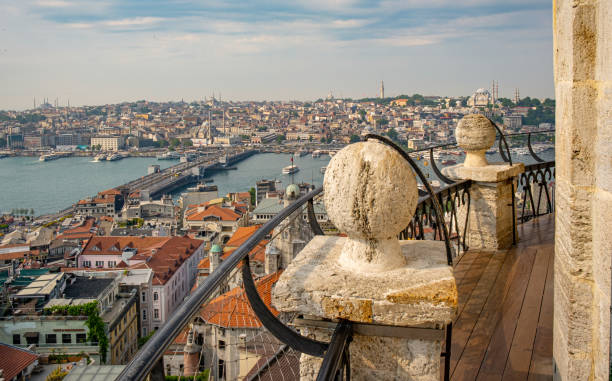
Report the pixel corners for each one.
[0,148,553,216]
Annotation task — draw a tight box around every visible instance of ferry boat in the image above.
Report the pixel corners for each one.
[282,164,300,175]
[39,153,61,162]
[157,152,181,160]
[295,149,308,157]
[93,154,106,162]
[312,150,322,158]
[106,153,122,161]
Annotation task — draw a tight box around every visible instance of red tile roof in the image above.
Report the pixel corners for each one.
[185,205,241,222]
[0,343,38,381]
[199,271,282,328]
[81,236,204,285]
[224,225,262,248]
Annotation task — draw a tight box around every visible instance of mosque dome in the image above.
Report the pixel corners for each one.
[285,184,300,199]
[210,244,222,253]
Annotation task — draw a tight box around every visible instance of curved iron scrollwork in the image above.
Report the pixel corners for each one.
[307,198,325,235]
[398,180,472,256]
[241,255,329,357]
[527,132,545,163]
[429,147,455,185]
[517,161,555,224]
[365,134,454,266]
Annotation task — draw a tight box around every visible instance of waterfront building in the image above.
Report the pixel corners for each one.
[76,188,124,217]
[91,136,124,151]
[503,114,523,130]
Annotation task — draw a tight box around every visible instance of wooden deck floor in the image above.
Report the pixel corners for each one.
[448,214,554,381]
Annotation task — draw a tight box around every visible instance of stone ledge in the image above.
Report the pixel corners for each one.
[442,162,525,182]
[272,236,457,327]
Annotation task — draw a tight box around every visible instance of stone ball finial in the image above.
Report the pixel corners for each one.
[455,114,497,167]
[323,140,418,272]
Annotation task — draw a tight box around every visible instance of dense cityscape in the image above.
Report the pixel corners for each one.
[0,83,558,380]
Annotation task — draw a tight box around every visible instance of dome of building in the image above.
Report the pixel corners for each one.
[210,244,222,253]
[285,184,300,199]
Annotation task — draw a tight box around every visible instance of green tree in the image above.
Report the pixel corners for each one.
[358,110,367,120]
[182,139,193,147]
[249,187,256,206]
[276,135,286,144]
[169,138,180,148]
[349,134,361,143]
[320,137,326,143]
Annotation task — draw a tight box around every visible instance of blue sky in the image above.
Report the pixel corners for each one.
[0,0,554,110]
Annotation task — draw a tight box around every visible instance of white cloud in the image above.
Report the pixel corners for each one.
[36,0,72,7]
[103,17,164,27]
[330,19,370,28]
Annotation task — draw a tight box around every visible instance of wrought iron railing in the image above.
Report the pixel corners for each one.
[517,161,555,223]
[119,129,554,381]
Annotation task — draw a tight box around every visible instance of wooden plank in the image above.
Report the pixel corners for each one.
[450,250,507,377]
[456,252,494,318]
[450,245,528,381]
[527,244,554,381]
[453,250,480,287]
[501,245,552,380]
[475,246,538,380]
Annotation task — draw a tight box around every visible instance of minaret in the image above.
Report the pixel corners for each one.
[380,80,385,99]
[514,88,520,104]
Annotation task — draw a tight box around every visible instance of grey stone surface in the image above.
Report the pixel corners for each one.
[323,140,419,273]
[273,236,456,327]
[443,163,523,250]
[442,162,524,183]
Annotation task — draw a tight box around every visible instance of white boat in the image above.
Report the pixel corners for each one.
[106,153,122,161]
[93,154,106,162]
[312,150,322,158]
[282,165,300,175]
[295,149,308,157]
[39,153,61,161]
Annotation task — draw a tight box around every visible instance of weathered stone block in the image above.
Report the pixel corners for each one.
[273,237,456,327]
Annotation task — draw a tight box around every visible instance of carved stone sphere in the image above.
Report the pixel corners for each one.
[455,114,496,167]
[324,140,418,241]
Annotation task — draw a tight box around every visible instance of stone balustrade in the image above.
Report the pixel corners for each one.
[273,139,457,380]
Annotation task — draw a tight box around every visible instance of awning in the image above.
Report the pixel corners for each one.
[24,332,39,338]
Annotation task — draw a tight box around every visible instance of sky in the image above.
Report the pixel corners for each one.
[0,0,554,110]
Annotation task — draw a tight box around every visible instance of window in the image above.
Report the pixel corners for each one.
[141,292,146,302]
[143,327,147,336]
[142,309,147,320]
[95,261,104,268]
[218,340,226,350]
[62,334,72,344]
[46,334,57,344]
[76,334,87,343]
[12,334,20,345]
[154,309,159,320]
[83,260,91,267]
[25,333,39,345]
[218,360,225,379]
[153,292,159,301]
[108,261,116,267]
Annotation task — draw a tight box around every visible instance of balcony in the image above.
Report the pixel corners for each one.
[118,124,556,381]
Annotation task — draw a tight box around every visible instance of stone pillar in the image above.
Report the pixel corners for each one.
[442,114,524,251]
[273,140,457,380]
[553,0,612,380]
